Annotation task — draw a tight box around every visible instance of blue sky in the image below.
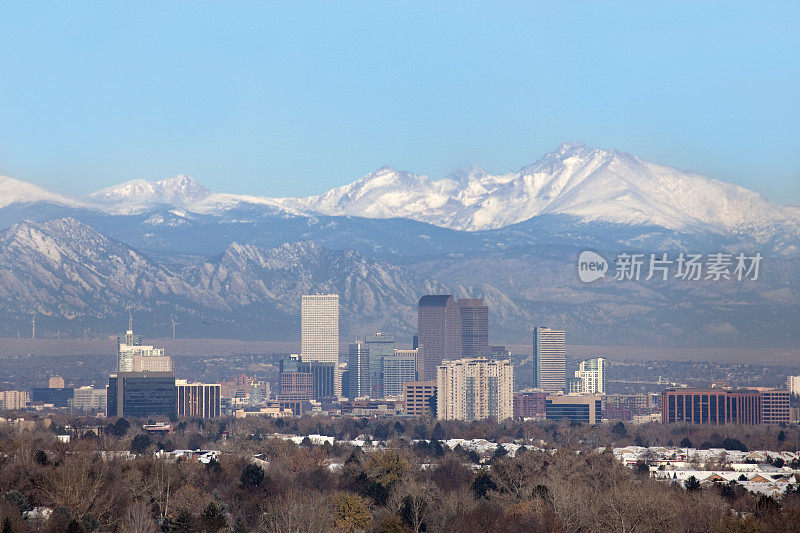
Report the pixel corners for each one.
[1,2,798,202]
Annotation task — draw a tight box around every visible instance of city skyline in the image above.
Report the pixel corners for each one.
[0,3,797,529]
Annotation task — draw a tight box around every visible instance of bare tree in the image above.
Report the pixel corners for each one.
[123,502,160,533]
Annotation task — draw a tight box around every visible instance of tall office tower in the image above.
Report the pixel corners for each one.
[117,322,167,373]
[366,333,395,398]
[417,295,461,381]
[574,357,606,394]
[437,357,514,422]
[48,376,65,388]
[348,340,370,399]
[458,298,489,357]
[532,327,566,392]
[301,294,341,396]
[383,349,418,397]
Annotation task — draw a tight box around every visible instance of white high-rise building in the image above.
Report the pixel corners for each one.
[117,328,167,372]
[0,390,29,410]
[437,357,514,422]
[787,376,800,396]
[301,294,341,396]
[574,357,607,394]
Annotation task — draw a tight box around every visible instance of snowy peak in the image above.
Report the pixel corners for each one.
[2,144,798,236]
[88,174,212,213]
[271,144,800,233]
[0,176,87,210]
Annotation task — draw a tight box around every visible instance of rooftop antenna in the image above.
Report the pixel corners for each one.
[128,310,133,332]
[31,311,36,339]
[170,315,179,340]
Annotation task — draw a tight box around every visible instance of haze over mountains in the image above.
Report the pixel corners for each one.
[0,144,797,347]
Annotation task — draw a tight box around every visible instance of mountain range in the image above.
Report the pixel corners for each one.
[0,143,797,347]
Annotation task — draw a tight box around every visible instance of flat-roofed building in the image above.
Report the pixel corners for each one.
[132,355,173,372]
[348,340,370,399]
[383,349,418,398]
[437,357,513,422]
[176,380,221,418]
[366,333,395,398]
[513,390,547,419]
[279,372,313,401]
[605,393,657,421]
[31,387,73,407]
[756,388,790,424]
[70,386,107,413]
[787,376,800,396]
[301,294,340,396]
[546,395,603,424]
[0,390,29,410]
[417,295,461,381]
[117,324,167,373]
[403,381,437,417]
[107,372,176,418]
[532,327,566,392]
[458,298,489,358]
[661,388,761,425]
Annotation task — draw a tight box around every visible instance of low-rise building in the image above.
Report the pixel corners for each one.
[545,394,603,424]
[513,390,547,419]
[70,386,107,413]
[176,380,221,418]
[661,388,761,424]
[403,381,436,417]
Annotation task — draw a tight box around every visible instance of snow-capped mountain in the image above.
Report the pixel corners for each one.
[273,143,800,233]
[0,175,88,209]
[5,143,797,237]
[88,174,212,213]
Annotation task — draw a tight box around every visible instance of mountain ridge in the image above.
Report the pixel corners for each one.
[3,144,796,236]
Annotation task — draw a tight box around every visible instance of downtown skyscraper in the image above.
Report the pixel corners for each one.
[532,326,566,392]
[417,295,461,381]
[347,339,370,399]
[458,298,489,357]
[417,295,492,381]
[301,294,341,396]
